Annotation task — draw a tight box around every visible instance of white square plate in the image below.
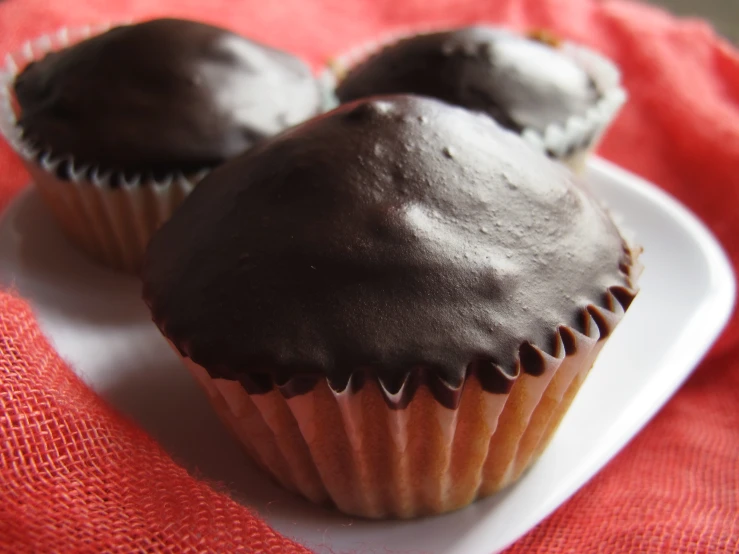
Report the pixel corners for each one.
[0,158,734,554]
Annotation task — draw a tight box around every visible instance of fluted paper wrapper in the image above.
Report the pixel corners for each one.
[0,24,206,272]
[320,27,627,173]
[173,286,635,519]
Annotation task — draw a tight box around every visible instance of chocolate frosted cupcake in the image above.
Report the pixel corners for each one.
[329,26,626,171]
[0,18,321,271]
[143,95,640,518]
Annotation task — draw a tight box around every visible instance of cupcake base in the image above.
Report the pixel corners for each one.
[26,160,197,273]
[177,315,607,519]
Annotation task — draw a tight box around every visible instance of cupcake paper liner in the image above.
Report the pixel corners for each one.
[0,24,207,273]
[320,26,627,173]
[173,281,637,519]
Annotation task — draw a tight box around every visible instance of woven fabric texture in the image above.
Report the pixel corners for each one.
[1,0,738,552]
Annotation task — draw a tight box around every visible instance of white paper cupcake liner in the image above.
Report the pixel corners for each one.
[320,25,627,172]
[170,277,638,518]
[0,23,208,273]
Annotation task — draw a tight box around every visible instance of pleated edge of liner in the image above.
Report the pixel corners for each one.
[317,24,628,159]
[0,21,208,193]
[167,246,642,411]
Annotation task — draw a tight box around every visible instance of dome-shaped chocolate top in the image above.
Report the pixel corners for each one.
[143,95,636,407]
[336,27,598,133]
[15,18,322,176]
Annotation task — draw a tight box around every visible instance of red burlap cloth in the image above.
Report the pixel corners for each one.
[1,0,737,552]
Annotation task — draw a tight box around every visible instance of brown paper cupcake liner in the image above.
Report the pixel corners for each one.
[320,25,627,173]
[173,281,637,519]
[0,24,208,273]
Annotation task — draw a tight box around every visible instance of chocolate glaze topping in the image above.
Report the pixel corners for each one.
[336,26,599,133]
[143,95,636,408]
[14,18,321,176]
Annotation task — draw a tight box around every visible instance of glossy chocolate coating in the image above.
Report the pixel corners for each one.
[336,26,599,133]
[143,95,634,407]
[14,18,322,176]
